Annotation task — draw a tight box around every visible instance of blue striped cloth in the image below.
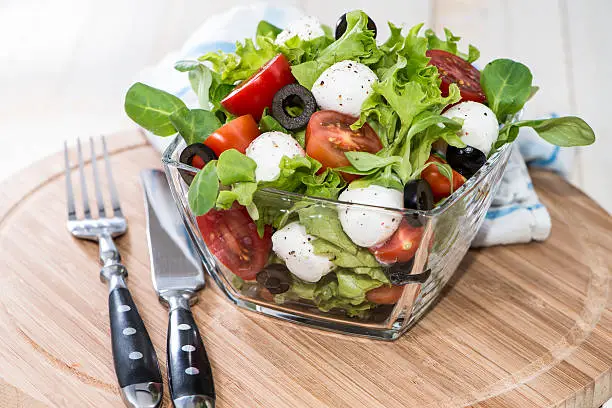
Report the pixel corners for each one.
[140,3,566,247]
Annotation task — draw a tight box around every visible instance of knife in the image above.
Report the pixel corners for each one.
[141,169,215,408]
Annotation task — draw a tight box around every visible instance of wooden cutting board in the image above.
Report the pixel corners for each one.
[0,130,610,408]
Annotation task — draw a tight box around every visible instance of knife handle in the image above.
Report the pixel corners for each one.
[107,272,163,408]
[166,293,215,407]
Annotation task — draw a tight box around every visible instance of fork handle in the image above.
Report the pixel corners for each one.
[107,272,163,408]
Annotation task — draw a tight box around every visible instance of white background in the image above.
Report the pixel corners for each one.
[0,0,610,214]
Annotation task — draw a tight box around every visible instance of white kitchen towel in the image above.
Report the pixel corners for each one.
[138,2,566,248]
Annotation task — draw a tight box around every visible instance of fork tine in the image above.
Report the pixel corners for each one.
[77,139,91,219]
[102,135,123,217]
[64,141,77,221]
[90,137,106,218]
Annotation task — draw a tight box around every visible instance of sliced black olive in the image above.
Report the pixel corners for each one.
[446,145,487,179]
[256,264,291,294]
[271,83,317,131]
[335,12,377,40]
[385,258,431,285]
[403,179,434,211]
[178,143,217,185]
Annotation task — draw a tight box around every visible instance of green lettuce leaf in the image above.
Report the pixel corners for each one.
[291,10,382,88]
[424,28,480,63]
[124,82,186,136]
[188,161,219,216]
[169,108,222,145]
[198,36,278,83]
[216,182,258,209]
[216,149,257,185]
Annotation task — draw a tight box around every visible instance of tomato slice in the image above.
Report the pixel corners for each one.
[196,204,272,280]
[426,49,486,103]
[205,114,261,156]
[369,220,423,264]
[221,54,295,121]
[421,154,466,202]
[366,285,404,305]
[305,110,383,181]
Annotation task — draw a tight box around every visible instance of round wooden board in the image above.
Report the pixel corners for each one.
[0,131,610,408]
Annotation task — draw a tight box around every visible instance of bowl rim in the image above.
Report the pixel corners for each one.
[161,132,512,216]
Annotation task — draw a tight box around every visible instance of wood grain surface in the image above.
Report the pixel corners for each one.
[0,131,610,408]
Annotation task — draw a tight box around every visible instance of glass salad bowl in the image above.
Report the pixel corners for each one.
[162,135,512,340]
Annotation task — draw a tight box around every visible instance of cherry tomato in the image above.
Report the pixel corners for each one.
[205,114,261,156]
[196,204,272,280]
[421,155,466,202]
[305,110,383,181]
[191,155,206,169]
[221,54,295,121]
[426,49,486,103]
[369,220,423,264]
[366,285,404,305]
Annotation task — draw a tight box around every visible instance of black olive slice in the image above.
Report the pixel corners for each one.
[335,12,377,40]
[385,258,431,285]
[403,179,434,211]
[446,145,487,179]
[271,84,317,130]
[178,143,217,185]
[256,264,292,294]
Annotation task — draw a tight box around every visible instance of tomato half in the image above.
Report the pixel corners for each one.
[196,204,272,280]
[421,155,466,202]
[366,285,404,305]
[205,114,260,156]
[305,110,383,181]
[221,54,295,121]
[426,49,486,103]
[369,220,423,264]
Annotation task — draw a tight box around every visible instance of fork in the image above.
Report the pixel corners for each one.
[64,136,163,408]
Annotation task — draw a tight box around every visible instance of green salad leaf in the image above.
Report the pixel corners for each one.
[169,108,222,145]
[275,273,381,318]
[216,149,257,185]
[188,161,219,216]
[256,20,282,39]
[124,82,186,136]
[216,182,258,209]
[495,116,595,149]
[199,36,278,83]
[259,110,289,133]
[291,10,382,88]
[481,59,533,121]
[424,28,480,63]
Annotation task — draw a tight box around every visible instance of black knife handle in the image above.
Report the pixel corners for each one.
[109,285,163,389]
[166,294,215,406]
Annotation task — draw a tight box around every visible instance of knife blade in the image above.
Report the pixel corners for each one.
[141,169,215,408]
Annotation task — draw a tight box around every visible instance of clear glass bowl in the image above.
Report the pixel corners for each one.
[162,136,512,340]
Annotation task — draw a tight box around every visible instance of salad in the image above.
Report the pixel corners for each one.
[125,11,595,317]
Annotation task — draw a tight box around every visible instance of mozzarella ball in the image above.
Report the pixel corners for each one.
[442,101,499,156]
[272,222,335,283]
[274,16,325,45]
[338,185,403,247]
[311,60,378,117]
[246,131,305,182]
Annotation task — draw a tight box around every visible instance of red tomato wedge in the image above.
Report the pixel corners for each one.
[221,54,295,121]
[426,49,486,103]
[196,204,272,280]
[205,114,260,156]
[369,220,423,264]
[305,110,383,182]
[421,155,466,202]
[366,285,404,305]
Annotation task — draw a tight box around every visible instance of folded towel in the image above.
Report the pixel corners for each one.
[138,3,568,248]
